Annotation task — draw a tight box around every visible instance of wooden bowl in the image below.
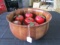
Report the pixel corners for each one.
[6,8,52,40]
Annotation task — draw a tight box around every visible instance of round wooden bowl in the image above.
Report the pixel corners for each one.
[6,8,52,40]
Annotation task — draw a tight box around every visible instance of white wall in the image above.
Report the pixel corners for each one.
[54,0,60,9]
[54,0,57,9]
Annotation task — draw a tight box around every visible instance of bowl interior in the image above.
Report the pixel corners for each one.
[7,8,52,27]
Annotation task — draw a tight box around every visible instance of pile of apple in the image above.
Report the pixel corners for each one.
[12,12,46,26]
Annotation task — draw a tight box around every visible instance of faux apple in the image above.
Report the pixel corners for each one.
[34,22,39,26]
[29,22,39,26]
[15,15,24,22]
[25,18,34,25]
[13,20,21,25]
[35,15,45,24]
[25,12,33,18]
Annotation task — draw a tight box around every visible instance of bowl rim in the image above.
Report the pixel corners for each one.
[6,8,52,27]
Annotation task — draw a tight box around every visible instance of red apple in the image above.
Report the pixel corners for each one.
[25,12,33,18]
[15,15,24,22]
[35,15,45,24]
[25,18,34,25]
